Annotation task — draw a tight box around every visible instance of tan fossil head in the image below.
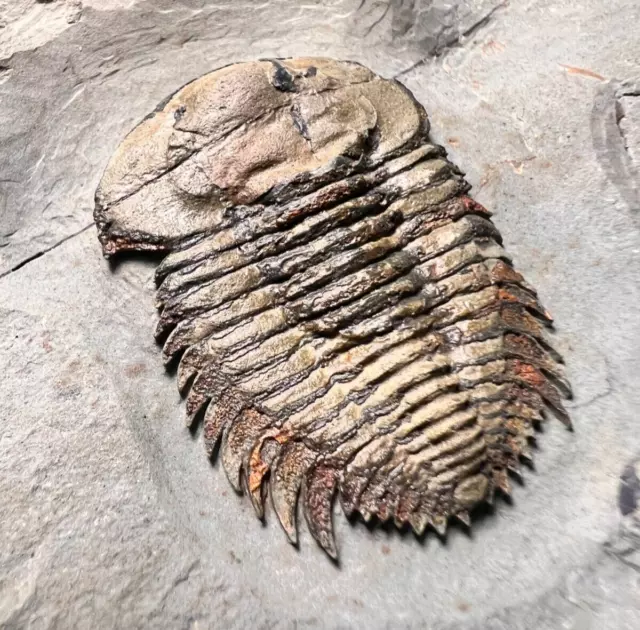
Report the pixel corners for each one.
[94,57,429,256]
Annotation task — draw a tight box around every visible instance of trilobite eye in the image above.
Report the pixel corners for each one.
[94,57,572,558]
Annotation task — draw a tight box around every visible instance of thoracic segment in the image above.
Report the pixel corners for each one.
[94,58,572,559]
[157,149,570,558]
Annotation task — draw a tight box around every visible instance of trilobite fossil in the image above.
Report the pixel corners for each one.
[94,58,572,558]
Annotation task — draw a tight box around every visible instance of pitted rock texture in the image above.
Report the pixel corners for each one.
[2,0,640,628]
[95,58,571,557]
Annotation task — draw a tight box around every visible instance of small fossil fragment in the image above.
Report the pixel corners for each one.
[94,58,572,558]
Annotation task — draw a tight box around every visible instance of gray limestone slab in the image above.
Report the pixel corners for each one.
[1,1,639,628]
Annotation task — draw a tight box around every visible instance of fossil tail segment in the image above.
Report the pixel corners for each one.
[94,58,572,558]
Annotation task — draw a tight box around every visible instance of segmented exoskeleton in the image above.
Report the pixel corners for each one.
[95,58,572,558]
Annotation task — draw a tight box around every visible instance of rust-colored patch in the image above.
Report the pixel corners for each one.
[249,462,269,494]
[559,64,606,81]
[511,360,546,388]
[248,445,269,493]
[460,195,490,216]
[456,600,471,612]
[125,362,146,378]
[482,40,505,55]
[505,156,535,175]
[248,431,288,493]
[490,260,524,284]
[41,335,53,353]
[497,287,519,304]
[273,432,290,445]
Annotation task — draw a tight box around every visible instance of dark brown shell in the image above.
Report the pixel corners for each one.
[94,57,572,558]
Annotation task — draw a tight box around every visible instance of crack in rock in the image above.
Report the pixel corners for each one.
[605,456,640,572]
[591,80,640,217]
[567,353,616,410]
[617,85,640,168]
[393,0,507,79]
[0,224,93,280]
[618,462,640,516]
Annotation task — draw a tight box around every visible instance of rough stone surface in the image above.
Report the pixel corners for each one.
[1,1,639,628]
[0,1,136,59]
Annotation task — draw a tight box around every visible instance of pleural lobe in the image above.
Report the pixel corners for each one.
[94,58,572,559]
